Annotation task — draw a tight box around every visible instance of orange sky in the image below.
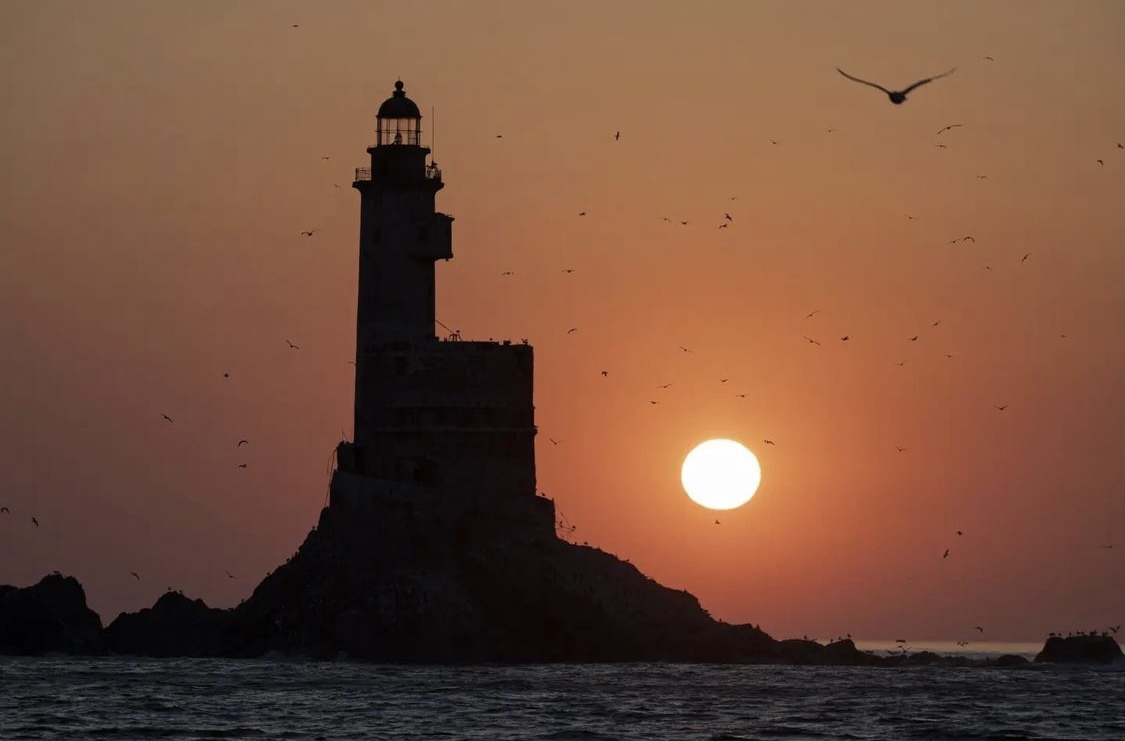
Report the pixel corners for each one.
[1,0,1122,643]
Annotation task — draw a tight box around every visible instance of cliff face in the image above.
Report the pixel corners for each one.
[0,573,106,655]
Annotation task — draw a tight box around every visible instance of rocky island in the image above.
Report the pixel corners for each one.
[2,82,1120,669]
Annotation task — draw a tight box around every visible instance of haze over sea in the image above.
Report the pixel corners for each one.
[2,654,1122,741]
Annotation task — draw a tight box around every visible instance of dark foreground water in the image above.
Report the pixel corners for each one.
[1,657,1123,741]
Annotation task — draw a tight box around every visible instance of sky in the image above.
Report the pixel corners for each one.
[0,0,1122,644]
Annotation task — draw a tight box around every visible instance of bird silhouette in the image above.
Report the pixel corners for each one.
[942,549,950,558]
[679,346,691,353]
[736,393,747,398]
[561,268,575,274]
[936,144,948,149]
[714,519,721,525]
[840,336,849,341]
[932,319,942,327]
[31,517,39,527]
[983,56,995,61]
[0,507,8,513]
[237,440,249,447]
[1096,159,1103,167]
[222,372,230,378]
[299,229,319,237]
[974,626,984,633]
[548,437,563,445]
[614,131,620,140]
[994,404,1008,411]
[764,439,776,445]
[895,446,907,452]
[956,530,964,536]
[1020,253,1031,263]
[802,336,822,346]
[578,211,586,216]
[286,340,300,349]
[836,66,955,104]
[909,335,919,342]
[161,414,174,423]
[724,213,733,221]
[657,383,673,389]
[130,571,140,580]
[500,271,514,276]
[226,571,236,579]
[719,378,729,383]
[600,371,608,377]
[718,223,729,229]
[567,327,578,334]
[648,400,659,405]
[237,463,248,468]
[805,309,819,319]
[936,124,963,135]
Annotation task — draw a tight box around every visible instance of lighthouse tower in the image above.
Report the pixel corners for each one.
[332,82,553,539]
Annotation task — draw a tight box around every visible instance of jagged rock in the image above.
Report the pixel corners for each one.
[0,573,106,655]
[222,499,780,662]
[1034,635,1123,664]
[107,591,231,657]
[993,653,1029,667]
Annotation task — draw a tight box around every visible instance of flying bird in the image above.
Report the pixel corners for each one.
[130,572,140,581]
[237,463,248,468]
[909,335,919,342]
[714,519,721,525]
[983,56,995,61]
[657,383,673,389]
[222,372,230,378]
[836,66,956,104]
[299,229,319,237]
[561,268,575,274]
[578,211,586,216]
[932,320,942,327]
[286,340,300,349]
[936,124,963,135]
[614,131,620,140]
[895,446,907,452]
[31,517,39,527]
[724,213,733,221]
[974,626,984,633]
[226,571,236,579]
[942,549,950,558]
[500,271,515,276]
[994,404,1008,411]
[840,335,849,341]
[802,336,822,346]
[0,507,8,513]
[956,530,963,536]
[805,309,819,319]
[1096,159,1103,167]
[237,440,249,447]
[161,414,174,423]
[1020,253,1031,263]
[567,327,578,334]
[548,437,563,445]
[718,223,729,229]
[600,371,608,377]
[764,439,776,445]
[679,346,691,353]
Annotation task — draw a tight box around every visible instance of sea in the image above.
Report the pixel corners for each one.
[1,645,1122,741]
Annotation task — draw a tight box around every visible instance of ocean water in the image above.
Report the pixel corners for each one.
[1,656,1122,741]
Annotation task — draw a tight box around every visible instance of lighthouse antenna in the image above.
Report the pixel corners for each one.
[431,105,436,162]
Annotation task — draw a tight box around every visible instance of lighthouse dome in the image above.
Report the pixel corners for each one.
[377,81,421,119]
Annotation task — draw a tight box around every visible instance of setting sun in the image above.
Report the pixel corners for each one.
[681,439,762,511]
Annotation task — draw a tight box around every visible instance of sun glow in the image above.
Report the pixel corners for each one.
[681,439,762,510]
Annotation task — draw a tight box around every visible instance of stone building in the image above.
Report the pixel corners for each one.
[331,81,554,541]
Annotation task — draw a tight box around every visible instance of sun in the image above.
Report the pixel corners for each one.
[681,439,762,510]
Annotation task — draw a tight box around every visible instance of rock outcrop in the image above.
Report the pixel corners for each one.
[0,573,106,655]
[107,591,232,657]
[1034,635,1123,664]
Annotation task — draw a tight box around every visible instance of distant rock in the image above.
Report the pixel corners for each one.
[0,573,106,655]
[107,591,231,657]
[992,653,1029,667]
[1035,635,1123,665]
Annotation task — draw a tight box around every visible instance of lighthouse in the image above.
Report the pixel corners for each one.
[332,82,553,539]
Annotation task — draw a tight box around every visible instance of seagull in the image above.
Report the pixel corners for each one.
[614,131,620,140]
[1020,253,1030,263]
[161,413,174,423]
[0,507,8,513]
[714,519,721,525]
[679,221,689,226]
[942,549,950,558]
[936,144,948,149]
[956,530,963,536]
[648,400,659,405]
[719,378,729,383]
[500,271,515,276]
[286,340,300,349]
[840,335,849,341]
[600,371,608,377]
[724,213,733,221]
[1096,159,1103,167]
[909,335,919,342]
[805,309,819,319]
[130,572,140,581]
[320,156,330,160]
[578,211,586,216]
[225,571,236,579]
[237,463,248,468]
[548,437,563,445]
[567,327,578,334]
[932,319,942,327]
[983,56,995,61]
[678,346,691,353]
[895,446,907,452]
[974,626,984,633]
[736,393,747,398]
[994,404,1008,411]
[299,229,319,237]
[561,268,575,274]
[237,440,249,447]
[718,223,729,229]
[222,372,230,378]
[764,439,776,445]
[495,134,503,138]
[802,336,822,346]
[936,124,963,135]
[31,516,39,527]
[657,383,673,389]
[836,66,956,104]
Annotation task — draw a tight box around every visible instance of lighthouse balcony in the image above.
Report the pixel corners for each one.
[353,163,442,184]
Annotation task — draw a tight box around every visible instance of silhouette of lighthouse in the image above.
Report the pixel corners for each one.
[332,81,553,539]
